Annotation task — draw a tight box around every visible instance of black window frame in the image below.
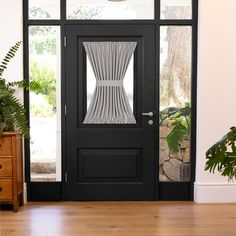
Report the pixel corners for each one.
[23,0,198,201]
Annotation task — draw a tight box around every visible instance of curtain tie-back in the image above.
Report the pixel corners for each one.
[96,80,123,87]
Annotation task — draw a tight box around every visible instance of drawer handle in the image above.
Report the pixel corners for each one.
[0,187,2,192]
[0,164,2,169]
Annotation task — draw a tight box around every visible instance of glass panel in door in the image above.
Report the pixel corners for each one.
[84,41,136,124]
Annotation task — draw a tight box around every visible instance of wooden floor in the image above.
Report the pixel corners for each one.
[1,202,236,236]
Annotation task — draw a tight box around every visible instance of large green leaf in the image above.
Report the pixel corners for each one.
[167,124,187,152]
[205,127,236,180]
[160,104,191,153]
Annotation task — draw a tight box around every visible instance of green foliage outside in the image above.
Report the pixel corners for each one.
[30,60,56,107]
[160,104,191,153]
[29,24,58,116]
[205,127,236,180]
[29,7,50,19]
[67,6,103,19]
[29,38,56,55]
[29,25,57,56]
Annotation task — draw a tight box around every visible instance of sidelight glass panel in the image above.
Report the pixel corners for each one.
[159,26,192,182]
[29,0,60,19]
[83,42,136,124]
[161,0,192,19]
[67,0,154,20]
[29,26,61,182]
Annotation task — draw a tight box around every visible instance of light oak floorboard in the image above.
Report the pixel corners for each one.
[1,202,236,236]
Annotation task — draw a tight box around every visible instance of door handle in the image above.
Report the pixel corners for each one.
[142,112,154,117]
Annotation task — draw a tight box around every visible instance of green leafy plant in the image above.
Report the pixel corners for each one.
[205,127,236,180]
[0,42,40,137]
[160,104,191,152]
[30,60,56,107]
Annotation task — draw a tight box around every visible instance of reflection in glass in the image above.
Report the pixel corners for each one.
[29,0,60,19]
[29,26,61,181]
[159,26,192,182]
[161,0,192,19]
[67,0,154,20]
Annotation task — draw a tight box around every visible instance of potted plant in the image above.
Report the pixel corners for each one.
[0,42,40,137]
[205,127,236,180]
[0,42,41,211]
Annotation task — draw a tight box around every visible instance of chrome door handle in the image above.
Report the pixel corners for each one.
[142,112,154,117]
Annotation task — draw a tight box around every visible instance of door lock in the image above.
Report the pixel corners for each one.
[148,120,154,125]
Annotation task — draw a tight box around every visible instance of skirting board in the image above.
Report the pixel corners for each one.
[24,183,27,204]
[23,182,236,203]
[194,182,236,203]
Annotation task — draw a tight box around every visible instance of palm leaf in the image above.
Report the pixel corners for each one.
[7,80,41,93]
[0,41,22,78]
[0,42,40,138]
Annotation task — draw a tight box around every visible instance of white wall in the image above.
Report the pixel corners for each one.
[195,0,236,203]
[1,0,236,203]
[0,0,23,84]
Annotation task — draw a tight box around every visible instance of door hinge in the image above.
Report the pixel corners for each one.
[64,36,67,47]
[65,105,67,115]
[65,172,68,183]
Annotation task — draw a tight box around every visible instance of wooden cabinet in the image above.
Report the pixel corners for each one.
[0,132,23,212]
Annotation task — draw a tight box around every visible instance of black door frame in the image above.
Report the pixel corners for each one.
[23,0,198,201]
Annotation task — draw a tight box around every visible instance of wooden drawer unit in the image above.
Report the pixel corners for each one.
[0,158,13,177]
[0,132,23,212]
[0,179,13,200]
[0,137,12,156]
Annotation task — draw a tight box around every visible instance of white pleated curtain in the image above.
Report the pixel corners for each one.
[83,42,137,124]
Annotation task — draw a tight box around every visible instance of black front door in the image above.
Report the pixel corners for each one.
[65,25,155,200]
